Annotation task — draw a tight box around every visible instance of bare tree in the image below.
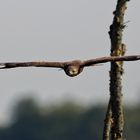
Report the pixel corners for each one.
[103,0,130,140]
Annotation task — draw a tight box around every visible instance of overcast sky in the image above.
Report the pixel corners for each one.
[0,0,140,125]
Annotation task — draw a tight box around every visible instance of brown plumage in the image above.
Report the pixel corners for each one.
[63,60,83,77]
[0,55,140,77]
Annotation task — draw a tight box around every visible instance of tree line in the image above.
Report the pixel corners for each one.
[0,97,139,140]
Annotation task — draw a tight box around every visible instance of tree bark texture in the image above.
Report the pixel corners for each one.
[103,0,129,140]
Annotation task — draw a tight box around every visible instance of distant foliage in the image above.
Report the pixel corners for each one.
[0,98,139,140]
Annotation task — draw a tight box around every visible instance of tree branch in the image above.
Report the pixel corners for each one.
[103,99,112,140]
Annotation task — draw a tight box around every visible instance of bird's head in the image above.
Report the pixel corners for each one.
[64,60,83,77]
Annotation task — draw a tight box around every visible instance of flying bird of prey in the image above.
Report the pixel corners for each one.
[0,55,140,77]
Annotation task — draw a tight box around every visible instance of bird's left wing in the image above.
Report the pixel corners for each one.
[81,55,140,67]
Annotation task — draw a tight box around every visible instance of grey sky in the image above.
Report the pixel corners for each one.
[0,0,140,125]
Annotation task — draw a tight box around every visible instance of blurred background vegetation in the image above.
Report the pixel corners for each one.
[0,95,140,140]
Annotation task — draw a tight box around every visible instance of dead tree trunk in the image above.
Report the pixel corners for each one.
[103,0,129,140]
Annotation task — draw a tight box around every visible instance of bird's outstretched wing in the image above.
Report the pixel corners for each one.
[0,61,65,69]
[0,60,83,77]
[81,55,140,67]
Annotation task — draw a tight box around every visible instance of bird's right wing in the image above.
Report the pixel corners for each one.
[0,61,65,69]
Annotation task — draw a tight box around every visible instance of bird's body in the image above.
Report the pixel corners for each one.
[63,60,83,77]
